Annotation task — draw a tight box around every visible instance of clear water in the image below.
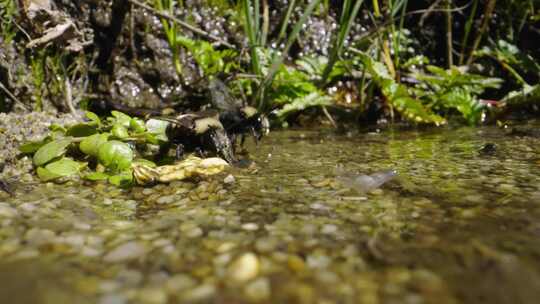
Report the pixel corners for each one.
[1,122,539,303]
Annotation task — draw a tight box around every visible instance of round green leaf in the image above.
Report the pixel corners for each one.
[19,138,50,154]
[85,111,101,125]
[66,123,98,137]
[98,140,134,172]
[84,172,110,181]
[112,124,129,139]
[45,158,85,177]
[108,171,134,187]
[33,138,73,166]
[111,111,132,127]
[37,166,62,182]
[129,118,146,133]
[80,133,109,157]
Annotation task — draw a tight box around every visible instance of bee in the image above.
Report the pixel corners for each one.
[156,110,237,165]
[208,79,270,151]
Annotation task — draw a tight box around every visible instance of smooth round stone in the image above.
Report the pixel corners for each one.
[103,241,146,263]
[321,224,338,234]
[165,274,197,293]
[228,252,260,283]
[244,277,271,301]
[224,174,235,184]
[142,188,154,195]
[254,238,278,253]
[0,203,18,218]
[181,284,216,302]
[241,223,259,231]
[99,293,127,304]
[156,195,176,205]
[24,228,56,246]
[136,287,167,304]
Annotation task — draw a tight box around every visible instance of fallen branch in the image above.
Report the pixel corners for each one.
[126,0,234,49]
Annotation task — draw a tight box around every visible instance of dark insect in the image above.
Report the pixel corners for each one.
[0,163,13,196]
[209,79,270,151]
[156,110,237,165]
[0,179,13,196]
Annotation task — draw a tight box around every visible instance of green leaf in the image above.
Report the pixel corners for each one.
[49,124,67,133]
[45,158,85,178]
[84,172,110,181]
[19,138,50,154]
[98,140,134,172]
[85,111,101,125]
[33,138,73,166]
[275,91,332,119]
[108,170,133,187]
[80,133,109,157]
[129,118,146,133]
[111,111,132,127]
[36,166,62,182]
[66,123,98,137]
[112,124,129,139]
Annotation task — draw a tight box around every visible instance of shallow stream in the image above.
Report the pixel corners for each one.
[1,122,539,304]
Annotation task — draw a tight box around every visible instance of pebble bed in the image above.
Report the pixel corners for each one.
[0,117,540,303]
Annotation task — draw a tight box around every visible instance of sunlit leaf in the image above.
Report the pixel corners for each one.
[112,124,129,139]
[84,172,110,181]
[111,111,132,127]
[80,133,109,157]
[108,170,134,187]
[45,157,85,178]
[33,138,73,166]
[98,140,134,172]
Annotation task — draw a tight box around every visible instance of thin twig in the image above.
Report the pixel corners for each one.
[0,82,30,111]
[64,76,79,117]
[322,106,337,128]
[126,0,234,49]
[419,0,444,26]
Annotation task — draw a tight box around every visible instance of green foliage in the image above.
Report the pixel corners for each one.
[503,84,540,106]
[33,138,74,167]
[356,51,446,125]
[476,40,540,85]
[21,111,174,185]
[0,0,17,42]
[97,141,134,173]
[413,66,502,124]
[274,92,332,121]
[176,36,238,77]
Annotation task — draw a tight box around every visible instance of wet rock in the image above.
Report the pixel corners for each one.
[136,286,167,304]
[0,203,18,218]
[181,284,216,302]
[103,241,146,263]
[244,277,271,301]
[224,174,235,184]
[228,252,260,283]
[165,274,197,293]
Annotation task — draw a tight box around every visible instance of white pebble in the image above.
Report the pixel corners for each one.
[103,241,146,263]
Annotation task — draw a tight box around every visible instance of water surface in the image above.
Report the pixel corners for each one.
[1,122,539,304]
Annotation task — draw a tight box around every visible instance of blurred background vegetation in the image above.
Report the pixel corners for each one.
[1,0,539,127]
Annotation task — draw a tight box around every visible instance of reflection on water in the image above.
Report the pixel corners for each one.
[0,122,539,303]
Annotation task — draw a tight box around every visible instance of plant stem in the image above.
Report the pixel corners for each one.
[446,0,453,67]
[458,0,478,65]
[466,0,496,66]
